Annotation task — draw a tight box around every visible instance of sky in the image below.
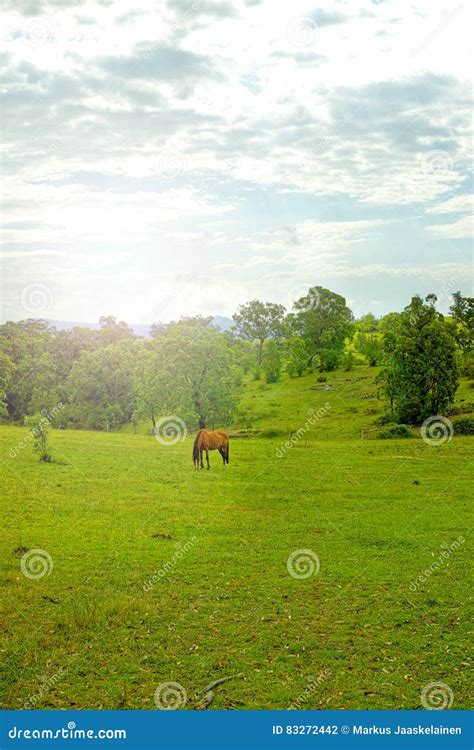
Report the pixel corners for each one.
[1,0,472,325]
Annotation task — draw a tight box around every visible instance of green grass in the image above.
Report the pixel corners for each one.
[0,366,472,710]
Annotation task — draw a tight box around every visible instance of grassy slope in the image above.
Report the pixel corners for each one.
[0,366,472,710]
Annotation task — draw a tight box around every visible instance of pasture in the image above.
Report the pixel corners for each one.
[1,367,472,710]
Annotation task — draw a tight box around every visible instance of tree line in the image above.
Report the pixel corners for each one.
[0,288,472,432]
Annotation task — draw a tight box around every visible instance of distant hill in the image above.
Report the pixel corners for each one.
[45,316,234,338]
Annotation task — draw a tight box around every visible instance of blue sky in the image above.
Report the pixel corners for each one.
[1,0,472,324]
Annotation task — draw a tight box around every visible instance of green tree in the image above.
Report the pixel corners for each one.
[290,286,354,371]
[449,292,473,354]
[378,295,459,423]
[0,351,15,418]
[24,412,53,462]
[136,322,238,429]
[354,330,382,366]
[233,300,286,364]
[286,336,309,377]
[262,340,281,383]
[66,340,142,429]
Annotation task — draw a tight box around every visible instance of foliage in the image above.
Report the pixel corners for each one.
[377,423,412,439]
[452,417,474,435]
[378,295,459,423]
[449,292,473,355]
[233,300,286,364]
[65,340,141,430]
[286,336,308,377]
[354,330,382,366]
[262,340,281,383]
[136,322,238,428]
[24,412,53,461]
[289,286,354,371]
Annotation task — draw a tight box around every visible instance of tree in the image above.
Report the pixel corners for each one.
[136,322,238,429]
[98,316,135,345]
[290,286,354,371]
[233,300,286,364]
[449,292,473,355]
[286,336,309,377]
[262,340,281,383]
[354,330,382,366]
[65,340,142,429]
[24,412,53,462]
[0,351,15,418]
[378,295,459,423]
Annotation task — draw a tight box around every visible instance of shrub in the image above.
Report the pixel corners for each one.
[377,423,412,439]
[24,413,53,461]
[260,428,284,438]
[374,413,392,425]
[317,375,327,383]
[452,417,474,435]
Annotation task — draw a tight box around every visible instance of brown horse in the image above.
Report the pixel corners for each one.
[193,429,229,469]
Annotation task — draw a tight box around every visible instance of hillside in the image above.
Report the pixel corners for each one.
[235,365,473,440]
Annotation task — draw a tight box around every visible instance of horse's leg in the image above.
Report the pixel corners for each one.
[221,446,226,467]
[200,448,204,469]
[206,449,210,470]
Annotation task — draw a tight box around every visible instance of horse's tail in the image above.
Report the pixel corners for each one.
[226,439,229,464]
[193,432,202,462]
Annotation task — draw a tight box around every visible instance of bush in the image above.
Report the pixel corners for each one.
[374,413,392,425]
[378,423,412,439]
[317,375,327,383]
[260,428,284,438]
[24,413,53,461]
[342,351,355,371]
[452,417,474,435]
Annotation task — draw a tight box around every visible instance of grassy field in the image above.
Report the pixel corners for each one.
[1,366,472,710]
